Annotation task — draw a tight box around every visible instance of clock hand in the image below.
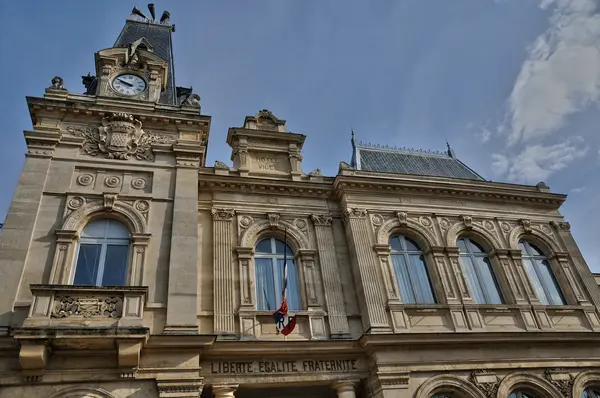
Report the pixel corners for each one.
[117,78,133,87]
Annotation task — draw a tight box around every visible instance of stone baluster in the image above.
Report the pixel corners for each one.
[333,381,358,398]
[212,208,236,337]
[342,208,390,333]
[310,214,351,339]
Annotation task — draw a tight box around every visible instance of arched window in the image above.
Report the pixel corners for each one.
[389,235,436,304]
[519,240,566,305]
[254,237,301,311]
[73,219,130,286]
[583,387,600,397]
[457,238,503,304]
[509,391,536,398]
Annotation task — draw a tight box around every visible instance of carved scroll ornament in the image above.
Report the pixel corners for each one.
[67,113,175,161]
[52,296,123,318]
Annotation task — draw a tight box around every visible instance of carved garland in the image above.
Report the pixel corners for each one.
[52,296,123,318]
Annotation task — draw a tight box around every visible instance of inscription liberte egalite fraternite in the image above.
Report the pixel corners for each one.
[209,359,359,375]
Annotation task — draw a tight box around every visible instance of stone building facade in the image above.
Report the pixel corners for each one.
[1,6,600,398]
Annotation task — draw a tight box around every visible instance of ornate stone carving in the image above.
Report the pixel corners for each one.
[238,215,254,229]
[182,93,201,107]
[500,221,511,232]
[67,113,175,161]
[67,196,85,210]
[134,200,150,214]
[559,222,571,232]
[77,173,94,186]
[470,369,499,398]
[308,168,322,176]
[343,208,367,221]
[540,224,553,235]
[462,215,473,229]
[396,211,408,226]
[544,368,573,398]
[212,208,235,221]
[293,218,308,235]
[267,213,280,228]
[103,194,118,211]
[52,296,123,318]
[438,217,451,230]
[104,175,121,188]
[520,219,532,233]
[483,220,495,231]
[214,160,229,169]
[48,76,66,91]
[131,177,147,190]
[371,214,385,227]
[420,216,433,228]
[338,161,355,171]
[310,214,332,226]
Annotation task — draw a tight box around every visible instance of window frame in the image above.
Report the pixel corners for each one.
[72,219,131,287]
[584,387,600,398]
[254,237,302,311]
[388,234,436,304]
[457,237,504,304]
[519,240,566,306]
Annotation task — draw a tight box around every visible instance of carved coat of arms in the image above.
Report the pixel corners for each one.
[67,113,175,161]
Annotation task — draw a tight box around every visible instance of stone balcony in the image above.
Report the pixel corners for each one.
[13,284,149,372]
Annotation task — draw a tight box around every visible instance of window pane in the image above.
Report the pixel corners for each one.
[274,239,291,255]
[404,237,420,251]
[276,259,301,311]
[408,254,435,304]
[527,242,544,256]
[456,238,468,252]
[80,220,109,239]
[255,239,272,254]
[460,256,486,304]
[391,254,416,304]
[255,258,276,310]
[106,219,130,239]
[537,259,566,305]
[467,238,485,253]
[476,256,503,304]
[523,257,549,305]
[73,244,102,285]
[389,236,402,251]
[101,245,129,286]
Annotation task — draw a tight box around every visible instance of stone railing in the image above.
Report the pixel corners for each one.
[22,284,148,329]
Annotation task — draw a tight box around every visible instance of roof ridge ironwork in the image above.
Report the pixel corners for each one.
[357,141,450,157]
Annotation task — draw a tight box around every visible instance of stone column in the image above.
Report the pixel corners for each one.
[508,250,540,304]
[372,244,401,304]
[445,247,472,302]
[311,214,351,339]
[0,133,57,335]
[333,380,358,398]
[212,384,238,398]
[342,208,390,333]
[491,249,528,304]
[212,208,236,338]
[165,148,201,334]
[550,252,590,306]
[130,233,151,286]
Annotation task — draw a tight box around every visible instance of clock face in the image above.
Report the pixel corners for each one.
[111,74,147,96]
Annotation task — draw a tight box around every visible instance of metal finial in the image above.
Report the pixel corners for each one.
[148,3,156,21]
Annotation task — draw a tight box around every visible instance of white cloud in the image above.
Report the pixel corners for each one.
[571,185,587,193]
[491,137,588,183]
[502,0,600,147]
[477,128,492,143]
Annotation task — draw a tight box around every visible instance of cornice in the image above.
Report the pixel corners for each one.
[226,127,306,146]
[202,340,362,357]
[334,175,566,207]
[198,172,334,198]
[25,95,211,128]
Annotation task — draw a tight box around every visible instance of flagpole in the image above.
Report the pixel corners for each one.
[282,227,287,302]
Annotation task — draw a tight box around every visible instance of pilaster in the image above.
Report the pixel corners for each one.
[212,208,236,338]
[332,380,359,398]
[508,250,540,304]
[427,246,460,304]
[342,208,391,333]
[550,252,590,306]
[311,214,351,339]
[165,146,201,334]
[491,249,528,305]
[0,142,56,333]
[212,384,238,398]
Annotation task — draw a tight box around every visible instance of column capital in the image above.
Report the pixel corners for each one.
[311,213,333,226]
[373,244,391,256]
[211,208,235,221]
[332,379,359,396]
[212,384,239,398]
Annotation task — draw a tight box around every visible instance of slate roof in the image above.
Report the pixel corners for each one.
[114,20,176,105]
[351,139,484,181]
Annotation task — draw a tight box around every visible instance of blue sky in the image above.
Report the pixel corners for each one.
[0,1,599,270]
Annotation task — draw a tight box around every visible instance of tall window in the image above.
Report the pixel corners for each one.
[73,219,130,286]
[583,388,600,398]
[457,238,503,304]
[509,391,536,398]
[254,237,301,311]
[389,235,436,304]
[519,240,566,305]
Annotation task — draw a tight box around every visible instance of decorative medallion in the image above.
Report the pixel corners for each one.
[294,218,308,233]
[500,222,511,232]
[104,176,121,188]
[131,177,147,190]
[134,200,150,213]
[67,196,85,210]
[420,216,433,227]
[239,215,254,229]
[483,220,495,231]
[439,217,451,230]
[400,197,411,204]
[371,214,385,227]
[67,113,176,161]
[540,224,552,235]
[77,174,94,186]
